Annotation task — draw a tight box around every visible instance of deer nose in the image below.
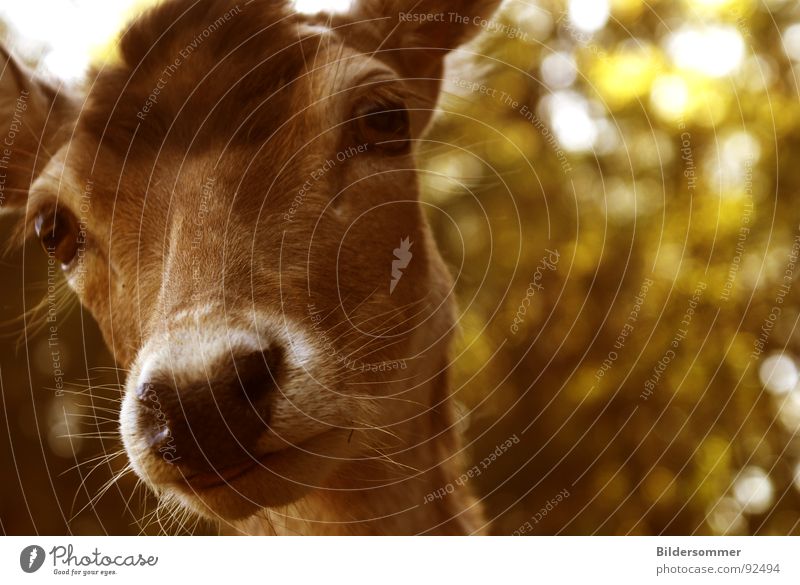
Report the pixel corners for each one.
[134,348,282,471]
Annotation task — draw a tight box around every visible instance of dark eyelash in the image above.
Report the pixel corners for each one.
[2,198,57,257]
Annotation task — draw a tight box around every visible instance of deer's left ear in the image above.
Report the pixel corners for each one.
[337,0,502,102]
[0,46,72,214]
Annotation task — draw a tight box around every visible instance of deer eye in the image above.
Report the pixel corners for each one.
[353,101,410,153]
[34,206,80,268]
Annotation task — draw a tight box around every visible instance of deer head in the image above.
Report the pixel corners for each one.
[1,0,500,533]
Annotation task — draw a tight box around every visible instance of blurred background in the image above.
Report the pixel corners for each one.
[2,0,800,535]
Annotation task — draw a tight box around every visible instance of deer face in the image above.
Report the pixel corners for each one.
[3,0,499,523]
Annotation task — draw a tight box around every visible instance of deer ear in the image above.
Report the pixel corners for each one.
[0,46,70,214]
[339,1,502,94]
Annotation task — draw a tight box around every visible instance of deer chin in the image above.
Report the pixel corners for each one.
[147,429,349,521]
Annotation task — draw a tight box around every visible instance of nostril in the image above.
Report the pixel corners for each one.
[135,381,171,407]
[234,348,282,403]
[130,346,282,471]
[133,380,180,462]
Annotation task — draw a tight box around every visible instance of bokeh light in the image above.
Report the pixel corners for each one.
[666,25,745,78]
[568,0,610,33]
[759,354,798,396]
[733,467,775,515]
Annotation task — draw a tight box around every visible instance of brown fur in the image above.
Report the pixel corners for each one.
[1,0,500,535]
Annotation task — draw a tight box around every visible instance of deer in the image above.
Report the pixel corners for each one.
[0,0,501,535]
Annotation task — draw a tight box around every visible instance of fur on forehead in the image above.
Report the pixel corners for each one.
[81,0,327,158]
[77,0,502,160]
